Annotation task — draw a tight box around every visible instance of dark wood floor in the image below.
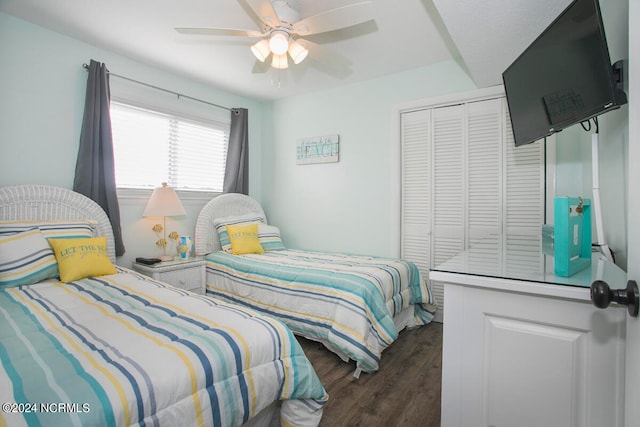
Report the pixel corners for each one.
[297,322,443,427]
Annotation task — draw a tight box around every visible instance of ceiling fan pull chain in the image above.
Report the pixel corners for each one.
[270,70,282,89]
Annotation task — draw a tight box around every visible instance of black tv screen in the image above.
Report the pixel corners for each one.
[502,0,627,147]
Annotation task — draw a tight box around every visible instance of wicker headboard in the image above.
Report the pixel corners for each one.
[0,185,116,262]
[194,193,266,255]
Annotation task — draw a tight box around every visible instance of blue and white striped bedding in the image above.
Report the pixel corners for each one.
[0,268,327,427]
[205,249,437,373]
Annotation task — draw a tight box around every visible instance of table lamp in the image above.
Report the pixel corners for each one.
[143,182,186,261]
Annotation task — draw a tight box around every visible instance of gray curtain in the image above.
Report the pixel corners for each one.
[223,108,249,194]
[73,59,126,256]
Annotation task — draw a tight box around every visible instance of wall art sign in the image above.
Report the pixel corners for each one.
[296,134,339,165]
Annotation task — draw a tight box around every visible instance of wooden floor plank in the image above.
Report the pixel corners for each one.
[297,322,443,427]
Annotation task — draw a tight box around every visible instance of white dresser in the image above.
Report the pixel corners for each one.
[430,235,627,427]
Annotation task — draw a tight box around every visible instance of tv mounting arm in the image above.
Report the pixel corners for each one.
[591,128,613,262]
[612,59,625,88]
[589,59,627,263]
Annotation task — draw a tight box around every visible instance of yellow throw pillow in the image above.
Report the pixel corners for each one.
[48,236,117,283]
[226,223,264,255]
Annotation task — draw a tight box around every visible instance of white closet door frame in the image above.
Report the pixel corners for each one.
[392,86,510,256]
[394,86,553,323]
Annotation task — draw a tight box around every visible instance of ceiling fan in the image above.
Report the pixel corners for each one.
[175,0,375,70]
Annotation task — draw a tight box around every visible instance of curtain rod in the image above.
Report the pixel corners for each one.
[82,63,232,112]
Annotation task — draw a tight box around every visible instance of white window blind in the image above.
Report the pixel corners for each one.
[110,102,229,192]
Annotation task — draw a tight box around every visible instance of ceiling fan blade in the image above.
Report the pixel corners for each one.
[246,0,281,29]
[175,27,263,37]
[293,1,374,36]
[296,39,352,70]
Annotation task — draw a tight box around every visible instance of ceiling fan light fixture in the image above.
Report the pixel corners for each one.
[251,39,271,62]
[268,31,289,55]
[177,1,377,73]
[287,40,308,64]
[271,53,289,69]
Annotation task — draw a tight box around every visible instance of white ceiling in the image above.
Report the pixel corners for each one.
[0,0,571,100]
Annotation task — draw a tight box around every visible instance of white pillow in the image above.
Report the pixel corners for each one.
[0,220,98,240]
[258,224,286,251]
[214,214,266,253]
[0,228,58,288]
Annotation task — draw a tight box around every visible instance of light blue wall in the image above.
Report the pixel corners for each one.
[262,62,476,257]
[0,12,267,267]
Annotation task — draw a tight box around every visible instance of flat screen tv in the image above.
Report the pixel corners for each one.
[502,0,627,147]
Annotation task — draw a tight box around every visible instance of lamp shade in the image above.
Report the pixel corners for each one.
[251,39,271,62]
[271,53,288,69]
[288,40,308,64]
[143,182,186,217]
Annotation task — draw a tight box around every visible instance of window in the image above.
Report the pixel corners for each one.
[110,101,229,192]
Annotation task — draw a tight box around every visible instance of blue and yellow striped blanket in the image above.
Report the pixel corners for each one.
[0,268,327,427]
[205,250,437,373]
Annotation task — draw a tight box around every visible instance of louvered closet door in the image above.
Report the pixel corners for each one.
[430,105,465,319]
[465,99,505,274]
[503,103,545,276]
[467,99,503,243]
[401,109,432,295]
[504,106,545,236]
[401,95,545,323]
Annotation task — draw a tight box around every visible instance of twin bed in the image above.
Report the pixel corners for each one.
[0,185,327,427]
[0,185,437,426]
[195,193,437,376]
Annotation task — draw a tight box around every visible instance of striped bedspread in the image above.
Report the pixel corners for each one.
[0,269,327,427]
[205,250,437,373]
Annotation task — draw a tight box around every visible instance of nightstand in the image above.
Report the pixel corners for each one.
[132,257,206,295]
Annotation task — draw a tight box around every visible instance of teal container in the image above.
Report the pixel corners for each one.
[553,197,591,277]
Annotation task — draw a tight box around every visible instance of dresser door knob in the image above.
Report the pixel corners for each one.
[590,280,639,317]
